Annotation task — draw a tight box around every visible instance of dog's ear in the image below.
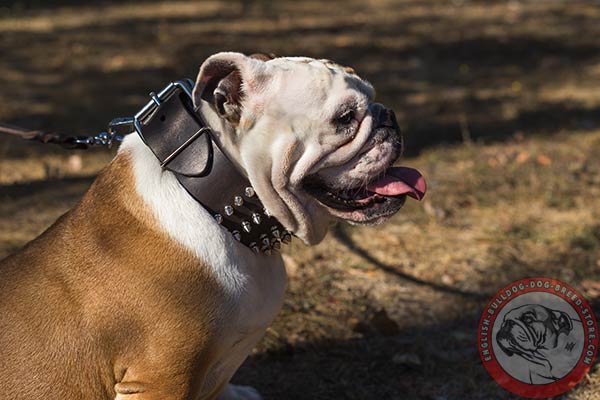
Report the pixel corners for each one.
[249,52,278,61]
[552,310,573,335]
[193,52,268,126]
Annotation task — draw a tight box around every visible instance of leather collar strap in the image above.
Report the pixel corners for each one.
[135,81,291,255]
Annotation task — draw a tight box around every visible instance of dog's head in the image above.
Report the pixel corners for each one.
[193,52,425,244]
[496,304,573,357]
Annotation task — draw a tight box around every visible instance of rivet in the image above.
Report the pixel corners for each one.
[252,213,261,225]
[224,205,234,216]
[149,91,160,106]
[249,242,259,254]
[244,187,255,197]
[214,214,223,224]
[234,196,244,207]
[242,221,252,233]
[232,230,241,241]
[281,231,292,244]
[262,247,272,256]
[263,207,271,217]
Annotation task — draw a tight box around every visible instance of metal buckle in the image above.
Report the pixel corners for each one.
[133,79,195,135]
[99,79,194,149]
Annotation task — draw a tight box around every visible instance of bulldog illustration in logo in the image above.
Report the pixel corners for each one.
[496,304,583,384]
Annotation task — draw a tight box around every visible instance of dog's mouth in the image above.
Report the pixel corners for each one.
[303,166,426,223]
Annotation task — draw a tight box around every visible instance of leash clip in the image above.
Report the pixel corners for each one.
[69,130,124,149]
[62,117,134,149]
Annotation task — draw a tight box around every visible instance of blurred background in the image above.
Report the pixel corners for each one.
[1,1,600,399]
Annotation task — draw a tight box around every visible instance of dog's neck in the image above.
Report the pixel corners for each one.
[173,140,287,254]
[131,91,289,255]
[120,133,287,291]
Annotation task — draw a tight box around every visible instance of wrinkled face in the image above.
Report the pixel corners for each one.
[193,52,425,244]
[496,305,573,356]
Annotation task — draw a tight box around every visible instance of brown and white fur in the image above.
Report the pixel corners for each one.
[0,52,416,399]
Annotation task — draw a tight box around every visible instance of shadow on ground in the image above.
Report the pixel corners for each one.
[234,219,600,400]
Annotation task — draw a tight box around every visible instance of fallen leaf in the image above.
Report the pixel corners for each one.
[536,154,552,166]
[515,151,529,164]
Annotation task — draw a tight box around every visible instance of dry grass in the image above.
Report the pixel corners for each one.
[2,1,600,399]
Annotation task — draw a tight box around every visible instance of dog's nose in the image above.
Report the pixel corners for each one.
[373,106,400,137]
[379,108,398,129]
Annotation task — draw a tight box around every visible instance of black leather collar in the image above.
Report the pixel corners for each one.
[135,81,291,255]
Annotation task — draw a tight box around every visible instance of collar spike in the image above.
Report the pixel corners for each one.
[271,239,281,252]
[260,235,271,254]
[281,231,292,244]
[260,234,270,247]
[244,187,255,197]
[270,226,280,239]
[242,221,252,233]
[233,196,244,207]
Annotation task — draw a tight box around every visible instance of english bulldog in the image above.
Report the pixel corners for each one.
[0,52,426,399]
[496,304,583,384]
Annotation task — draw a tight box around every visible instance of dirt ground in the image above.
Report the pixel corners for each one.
[2,1,600,399]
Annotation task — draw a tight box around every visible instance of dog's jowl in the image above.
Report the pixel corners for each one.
[0,53,426,400]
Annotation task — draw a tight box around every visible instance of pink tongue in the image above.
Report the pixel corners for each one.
[366,167,427,200]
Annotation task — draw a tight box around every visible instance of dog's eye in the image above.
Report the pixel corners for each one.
[336,110,355,125]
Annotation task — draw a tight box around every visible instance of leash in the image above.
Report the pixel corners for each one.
[0,82,201,150]
[0,119,127,150]
[0,81,201,152]
[1,79,291,254]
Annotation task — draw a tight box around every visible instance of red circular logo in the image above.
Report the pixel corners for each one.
[478,278,598,398]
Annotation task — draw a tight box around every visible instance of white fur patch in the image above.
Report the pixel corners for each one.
[119,133,250,293]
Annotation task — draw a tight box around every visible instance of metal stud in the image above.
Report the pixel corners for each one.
[263,207,271,217]
[232,230,241,241]
[260,234,270,247]
[244,187,255,197]
[214,214,223,224]
[259,235,271,255]
[234,196,244,207]
[271,240,281,252]
[249,242,259,254]
[252,213,261,225]
[224,205,234,216]
[270,226,280,239]
[242,221,252,233]
[281,231,292,244]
